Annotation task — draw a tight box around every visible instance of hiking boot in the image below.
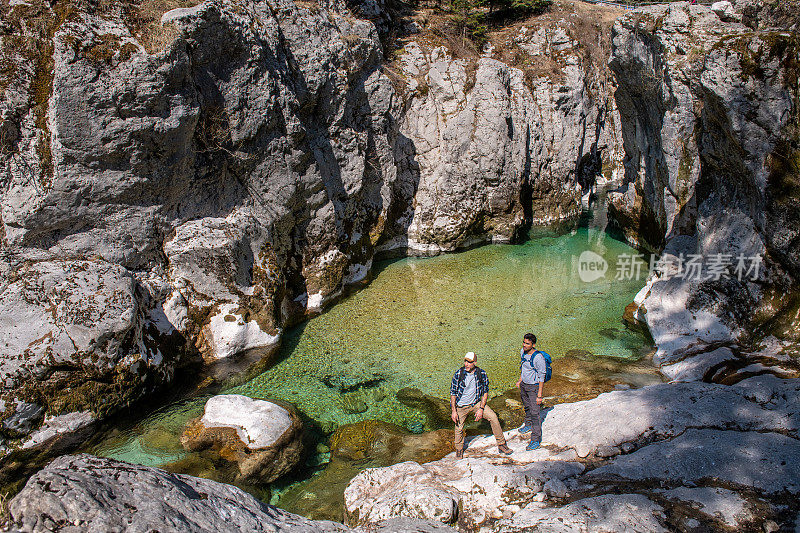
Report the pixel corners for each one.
[498,444,513,455]
[526,441,540,451]
[517,424,532,434]
[455,449,464,459]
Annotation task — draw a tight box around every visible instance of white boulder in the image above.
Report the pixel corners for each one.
[199,394,293,449]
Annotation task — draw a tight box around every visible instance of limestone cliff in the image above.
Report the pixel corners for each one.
[607,1,800,366]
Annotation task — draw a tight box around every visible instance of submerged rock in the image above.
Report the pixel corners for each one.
[396,388,453,427]
[330,420,453,465]
[180,394,303,484]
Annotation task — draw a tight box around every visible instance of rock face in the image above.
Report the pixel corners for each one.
[6,454,351,533]
[180,394,303,483]
[607,1,800,355]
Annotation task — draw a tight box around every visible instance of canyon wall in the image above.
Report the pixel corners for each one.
[609,2,800,365]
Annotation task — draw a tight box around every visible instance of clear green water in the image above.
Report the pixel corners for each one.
[90,225,655,472]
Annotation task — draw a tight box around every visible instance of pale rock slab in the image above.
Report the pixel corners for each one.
[655,487,752,528]
[495,494,668,533]
[660,347,738,382]
[590,429,800,494]
[540,382,781,458]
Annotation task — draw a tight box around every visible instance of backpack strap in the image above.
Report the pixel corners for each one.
[521,349,539,365]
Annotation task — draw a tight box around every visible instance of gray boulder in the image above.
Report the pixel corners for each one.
[0,260,179,440]
[7,454,348,533]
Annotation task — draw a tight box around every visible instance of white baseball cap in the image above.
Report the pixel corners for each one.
[464,352,476,362]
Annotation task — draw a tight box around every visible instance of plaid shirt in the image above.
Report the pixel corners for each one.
[450,367,490,404]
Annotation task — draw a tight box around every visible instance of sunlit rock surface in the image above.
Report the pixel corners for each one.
[344,375,800,530]
[495,494,669,533]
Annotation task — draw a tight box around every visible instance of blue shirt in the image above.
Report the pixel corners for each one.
[451,367,489,404]
[520,349,547,384]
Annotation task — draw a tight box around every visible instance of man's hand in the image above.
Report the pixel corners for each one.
[451,409,459,424]
[515,379,522,388]
[475,407,484,421]
[536,396,543,405]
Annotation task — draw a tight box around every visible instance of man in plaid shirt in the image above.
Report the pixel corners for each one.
[450,352,513,458]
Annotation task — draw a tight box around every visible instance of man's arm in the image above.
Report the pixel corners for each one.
[475,392,488,420]
[534,354,546,404]
[450,395,459,423]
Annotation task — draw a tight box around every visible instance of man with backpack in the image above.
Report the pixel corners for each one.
[516,333,550,450]
[450,352,514,458]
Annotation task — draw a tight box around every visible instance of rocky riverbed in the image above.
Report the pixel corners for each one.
[7,372,799,531]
